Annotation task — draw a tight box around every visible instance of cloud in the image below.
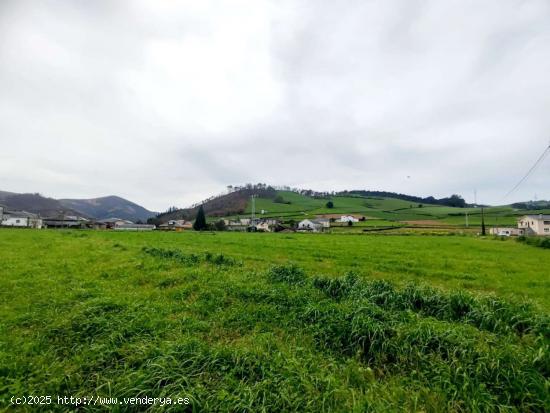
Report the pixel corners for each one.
[1,0,550,210]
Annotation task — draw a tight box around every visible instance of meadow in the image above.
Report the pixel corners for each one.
[0,229,549,412]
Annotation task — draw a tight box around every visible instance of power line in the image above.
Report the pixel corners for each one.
[503,143,550,200]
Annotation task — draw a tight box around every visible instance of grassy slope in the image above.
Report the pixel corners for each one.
[241,191,546,228]
[1,229,548,411]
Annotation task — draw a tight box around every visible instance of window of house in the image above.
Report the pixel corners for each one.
[545,228,549,233]
[16,219,20,223]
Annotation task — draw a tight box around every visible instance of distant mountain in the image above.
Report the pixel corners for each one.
[0,191,156,222]
[59,196,156,222]
[0,193,83,217]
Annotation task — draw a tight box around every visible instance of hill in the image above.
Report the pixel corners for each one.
[0,193,83,217]
[150,185,277,224]
[59,196,156,222]
[0,191,155,222]
[152,185,550,229]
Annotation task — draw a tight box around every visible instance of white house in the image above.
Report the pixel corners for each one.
[1,210,43,228]
[340,215,359,223]
[298,218,330,232]
[517,215,550,236]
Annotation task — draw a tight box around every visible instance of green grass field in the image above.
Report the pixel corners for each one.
[1,229,549,412]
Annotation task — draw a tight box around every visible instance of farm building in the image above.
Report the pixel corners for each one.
[517,215,550,236]
[97,218,133,229]
[489,227,520,236]
[224,218,280,232]
[249,219,279,232]
[298,218,330,232]
[0,208,43,228]
[114,223,155,231]
[43,215,88,228]
[158,220,193,231]
[339,215,359,223]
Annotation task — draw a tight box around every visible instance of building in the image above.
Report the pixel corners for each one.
[489,227,520,236]
[97,218,133,229]
[1,209,43,228]
[158,220,193,231]
[249,218,279,232]
[517,215,550,236]
[43,215,88,228]
[224,218,279,232]
[340,215,359,223]
[297,218,330,232]
[114,223,156,231]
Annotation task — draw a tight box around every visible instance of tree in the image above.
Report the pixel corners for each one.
[193,205,207,231]
[326,201,334,209]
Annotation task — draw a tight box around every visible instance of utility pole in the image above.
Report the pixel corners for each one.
[251,195,256,222]
[481,206,486,236]
[465,210,469,227]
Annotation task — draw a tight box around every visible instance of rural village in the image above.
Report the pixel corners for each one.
[1,198,549,236]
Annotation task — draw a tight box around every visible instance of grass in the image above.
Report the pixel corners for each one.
[0,229,549,412]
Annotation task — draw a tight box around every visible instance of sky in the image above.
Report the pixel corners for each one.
[1,0,549,211]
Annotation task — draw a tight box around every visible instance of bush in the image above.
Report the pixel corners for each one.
[517,236,550,249]
[267,264,307,285]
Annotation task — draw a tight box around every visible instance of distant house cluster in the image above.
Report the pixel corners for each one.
[0,205,157,231]
[223,218,282,232]
[490,215,550,237]
[158,220,193,231]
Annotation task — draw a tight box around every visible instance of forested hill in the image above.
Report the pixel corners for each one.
[150,184,468,224]
[337,190,468,208]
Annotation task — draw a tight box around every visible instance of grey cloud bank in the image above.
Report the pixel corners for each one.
[1,0,549,211]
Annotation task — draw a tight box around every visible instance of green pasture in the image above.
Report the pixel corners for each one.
[0,229,548,412]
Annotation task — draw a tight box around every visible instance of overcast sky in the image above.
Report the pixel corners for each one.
[1,0,549,211]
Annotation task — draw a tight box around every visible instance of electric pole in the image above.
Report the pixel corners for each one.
[251,195,256,222]
[481,206,486,235]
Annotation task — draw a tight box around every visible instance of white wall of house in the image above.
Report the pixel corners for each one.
[340,215,359,223]
[490,227,520,236]
[518,215,550,236]
[298,219,322,232]
[2,216,29,227]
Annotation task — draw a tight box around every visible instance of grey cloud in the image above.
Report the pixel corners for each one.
[1,0,550,210]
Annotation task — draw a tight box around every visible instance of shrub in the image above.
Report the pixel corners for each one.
[267,264,307,285]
